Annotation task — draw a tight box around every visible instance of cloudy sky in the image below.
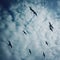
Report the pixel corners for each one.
[0,0,60,60]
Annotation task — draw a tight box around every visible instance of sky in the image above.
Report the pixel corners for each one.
[0,0,60,60]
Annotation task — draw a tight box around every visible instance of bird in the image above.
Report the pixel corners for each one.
[8,41,12,48]
[49,22,54,31]
[45,41,48,45]
[43,52,45,58]
[29,49,31,54]
[29,7,37,16]
[23,30,27,35]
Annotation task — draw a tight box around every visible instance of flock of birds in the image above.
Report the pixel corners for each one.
[7,6,54,59]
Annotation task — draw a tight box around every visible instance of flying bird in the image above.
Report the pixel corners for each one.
[43,52,45,58]
[45,41,48,45]
[23,30,27,35]
[29,7,37,16]
[49,22,54,31]
[29,49,31,54]
[8,41,12,48]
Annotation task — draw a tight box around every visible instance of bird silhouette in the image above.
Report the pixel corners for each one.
[23,30,27,35]
[29,7,37,16]
[45,41,48,45]
[43,52,45,58]
[49,22,54,31]
[29,49,31,54]
[8,41,12,48]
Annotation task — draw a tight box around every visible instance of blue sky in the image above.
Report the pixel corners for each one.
[0,0,60,60]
